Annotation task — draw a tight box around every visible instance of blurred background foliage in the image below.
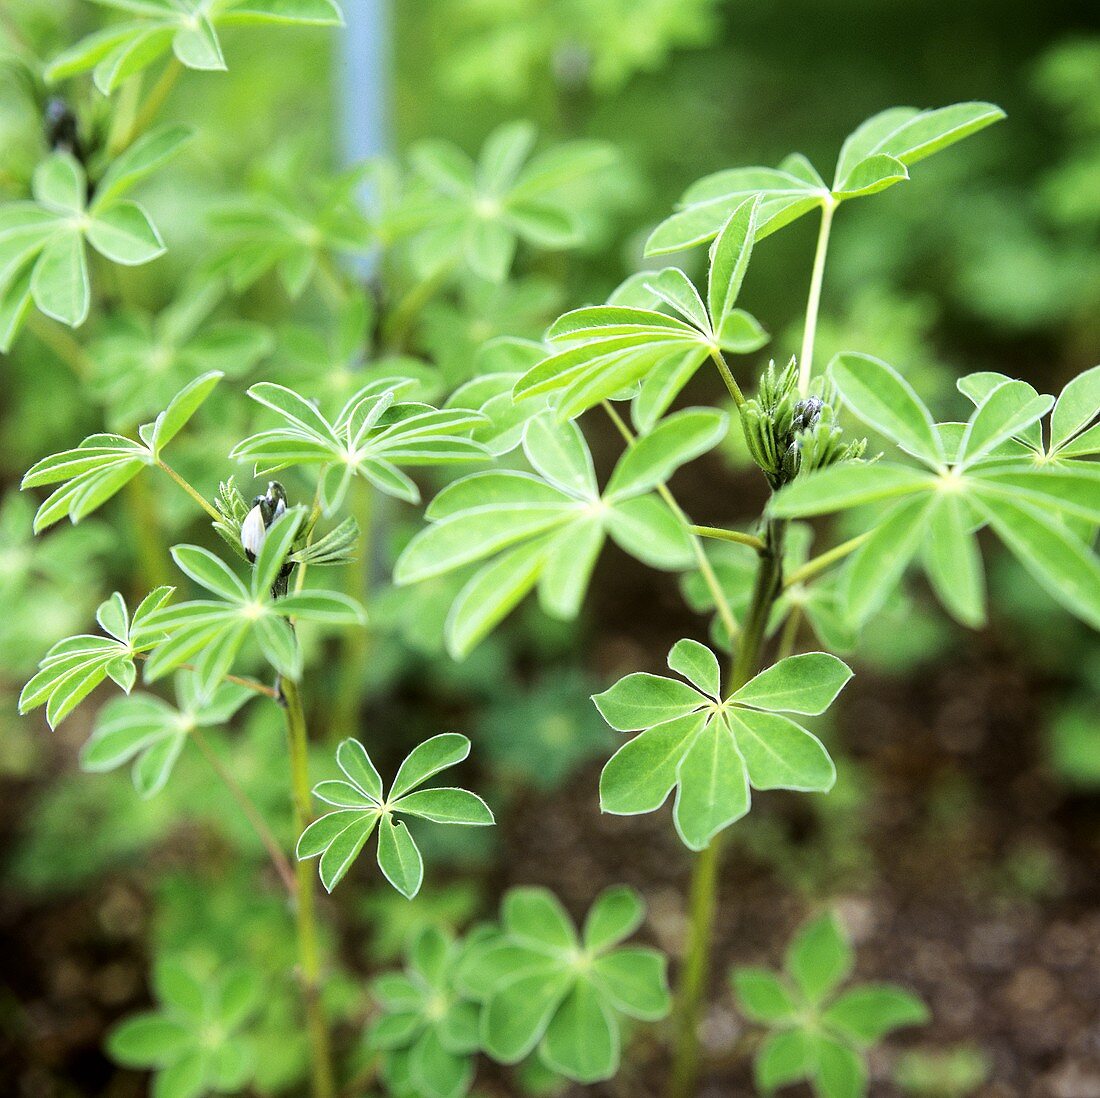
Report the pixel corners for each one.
[1,0,1098,1094]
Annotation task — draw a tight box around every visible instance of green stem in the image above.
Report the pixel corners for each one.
[156,459,222,523]
[330,481,373,741]
[709,348,745,407]
[602,401,739,643]
[776,602,802,661]
[668,518,786,1098]
[124,476,172,592]
[281,676,337,1098]
[190,725,297,895]
[120,58,183,152]
[797,198,836,396]
[784,529,870,589]
[690,525,765,552]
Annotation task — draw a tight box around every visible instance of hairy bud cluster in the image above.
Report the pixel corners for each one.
[742,359,866,489]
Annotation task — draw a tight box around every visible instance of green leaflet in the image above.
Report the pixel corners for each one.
[595,640,850,850]
[646,101,1004,254]
[514,203,765,426]
[395,414,720,657]
[0,128,190,347]
[772,355,1100,630]
[732,911,928,1097]
[454,886,669,1084]
[47,0,342,92]
[297,735,494,897]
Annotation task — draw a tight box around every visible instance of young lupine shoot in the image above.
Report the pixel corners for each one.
[296,734,494,897]
[81,672,252,797]
[47,0,344,93]
[770,354,1100,628]
[19,586,173,729]
[141,508,366,692]
[646,102,1005,254]
[0,125,191,344]
[395,411,726,656]
[368,926,485,1098]
[455,886,670,1084]
[731,911,928,1098]
[595,640,851,850]
[230,381,488,513]
[513,196,766,427]
[20,370,223,531]
[403,121,617,282]
[108,956,263,1098]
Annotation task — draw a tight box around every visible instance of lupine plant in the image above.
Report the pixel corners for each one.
[6,4,1099,1095]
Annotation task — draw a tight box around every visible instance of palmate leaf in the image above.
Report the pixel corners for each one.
[401,121,616,282]
[595,640,850,850]
[646,101,1004,254]
[107,955,262,1098]
[19,587,173,729]
[395,412,726,658]
[21,370,223,531]
[770,354,1100,630]
[47,0,342,93]
[89,279,273,429]
[455,886,669,1084]
[368,927,481,1098]
[0,127,189,347]
[141,508,365,691]
[80,672,252,797]
[515,199,767,428]
[230,381,487,514]
[207,163,371,298]
[731,911,928,1098]
[297,734,493,897]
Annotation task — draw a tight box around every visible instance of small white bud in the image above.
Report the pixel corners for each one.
[240,504,267,560]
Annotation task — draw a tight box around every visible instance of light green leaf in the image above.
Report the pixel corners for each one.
[731,967,798,1024]
[95,125,193,208]
[731,652,852,715]
[481,969,572,1063]
[667,638,721,698]
[538,517,604,619]
[605,494,694,570]
[706,196,759,327]
[539,980,619,1084]
[33,154,85,214]
[390,733,471,799]
[592,673,705,732]
[755,1029,814,1091]
[591,948,670,1021]
[31,231,89,327]
[785,911,852,1005]
[335,738,383,801]
[1050,364,1100,452]
[522,417,597,498]
[318,811,378,892]
[86,202,165,265]
[583,887,645,953]
[377,816,424,899]
[830,353,943,466]
[822,984,929,1046]
[959,380,1053,468]
[769,461,933,518]
[674,716,750,850]
[923,494,985,627]
[832,154,907,198]
[729,710,836,792]
[815,1036,868,1098]
[395,787,494,826]
[504,887,578,953]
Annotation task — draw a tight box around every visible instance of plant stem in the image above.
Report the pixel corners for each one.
[776,602,802,661]
[124,477,172,592]
[156,459,222,523]
[668,519,785,1098]
[797,198,836,396]
[121,58,183,151]
[190,725,297,894]
[709,348,745,407]
[601,401,739,643]
[280,675,337,1098]
[133,653,278,699]
[784,529,870,589]
[690,525,765,552]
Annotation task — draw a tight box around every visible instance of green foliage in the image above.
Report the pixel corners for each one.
[297,734,494,897]
[20,369,222,531]
[894,1044,992,1096]
[647,102,1005,254]
[19,586,172,728]
[771,355,1100,628]
[395,413,723,656]
[142,507,365,689]
[732,911,928,1098]
[369,926,483,1098]
[0,126,189,343]
[89,280,273,428]
[231,381,486,513]
[595,640,850,849]
[456,886,670,1083]
[81,671,252,796]
[401,121,617,282]
[48,0,343,93]
[514,198,765,427]
[108,955,263,1098]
